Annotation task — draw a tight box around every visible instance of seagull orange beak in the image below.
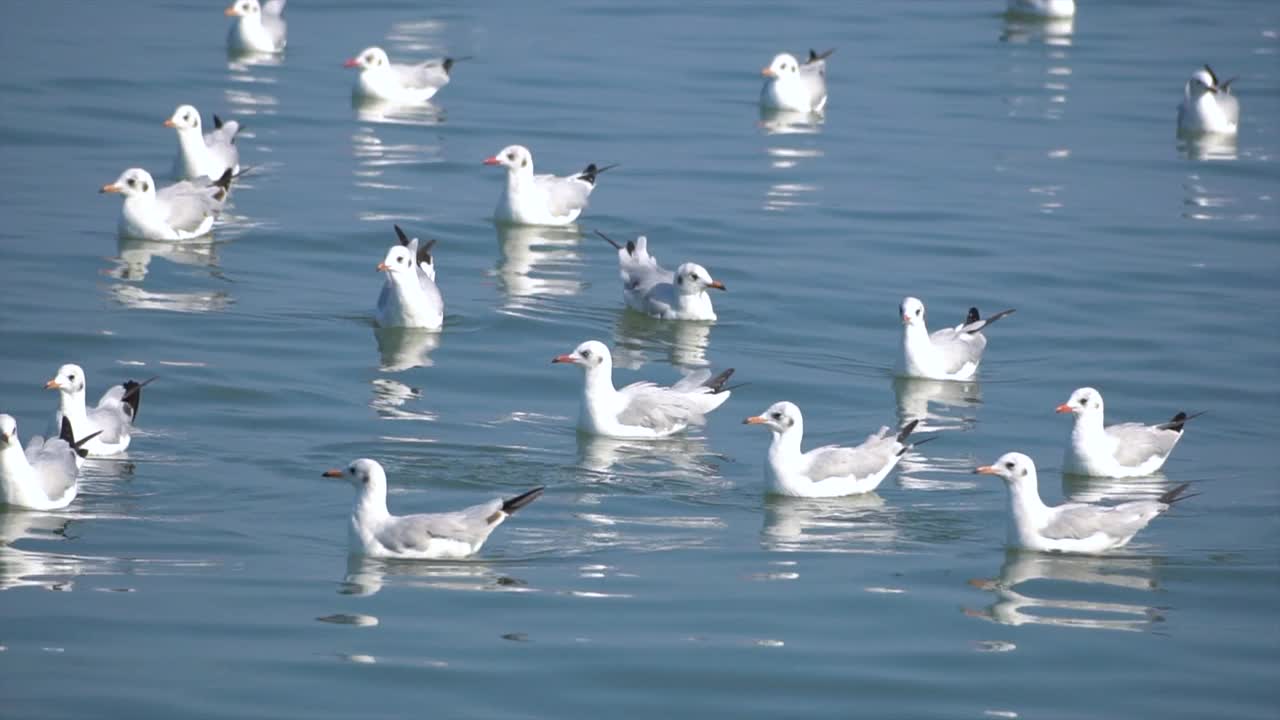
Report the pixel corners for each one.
[225,5,240,16]
[376,262,390,272]
[709,280,726,291]
[973,466,997,475]
[100,183,122,194]
[44,379,61,390]
[482,156,501,165]
[163,119,177,128]
[343,58,360,68]
[743,416,767,425]
[761,67,776,78]
[902,314,912,324]
[321,469,344,478]
[551,354,576,364]
[1055,403,1074,414]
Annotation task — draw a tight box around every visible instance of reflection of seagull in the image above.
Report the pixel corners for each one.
[114,235,220,281]
[761,494,893,553]
[373,328,441,372]
[759,108,825,135]
[576,433,717,477]
[612,308,713,371]
[893,376,981,432]
[341,554,527,597]
[0,511,86,592]
[494,225,585,306]
[1057,387,1201,478]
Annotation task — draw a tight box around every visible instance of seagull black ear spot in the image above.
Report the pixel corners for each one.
[520,159,528,168]
[1020,469,1027,477]
[141,182,149,192]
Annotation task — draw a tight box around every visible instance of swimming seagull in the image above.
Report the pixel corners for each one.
[225,0,287,54]
[744,401,928,497]
[1177,65,1240,136]
[484,145,615,226]
[760,49,832,113]
[46,364,155,459]
[597,231,725,321]
[101,167,233,241]
[345,47,462,104]
[1006,0,1076,19]
[375,225,444,330]
[552,340,734,439]
[898,297,1015,381]
[322,458,544,560]
[165,104,241,182]
[1057,387,1202,478]
[975,452,1195,554]
[0,416,100,510]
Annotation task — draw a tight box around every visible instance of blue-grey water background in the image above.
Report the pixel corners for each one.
[2,1,1278,717]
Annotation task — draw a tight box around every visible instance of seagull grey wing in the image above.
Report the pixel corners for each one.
[262,0,286,15]
[1105,423,1180,468]
[805,443,891,482]
[637,282,679,317]
[798,61,828,108]
[85,393,133,445]
[381,500,503,551]
[615,383,698,432]
[536,175,593,220]
[261,13,287,48]
[1218,92,1240,127]
[617,237,673,294]
[393,61,452,91]
[24,436,78,502]
[155,184,222,233]
[203,125,240,172]
[1041,502,1158,541]
[928,328,988,375]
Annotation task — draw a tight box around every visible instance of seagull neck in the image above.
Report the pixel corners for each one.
[768,424,804,464]
[176,126,209,161]
[0,441,29,476]
[581,363,617,400]
[353,484,390,526]
[1005,478,1049,534]
[1072,410,1106,439]
[59,391,88,425]
[507,164,535,189]
[903,321,931,347]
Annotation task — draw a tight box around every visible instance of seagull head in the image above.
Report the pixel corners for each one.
[100,168,157,199]
[377,244,416,278]
[552,340,611,371]
[0,414,16,447]
[743,401,801,435]
[225,0,261,18]
[483,145,533,173]
[899,296,926,327]
[345,47,389,70]
[674,263,725,295]
[1056,387,1104,416]
[164,104,202,132]
[323,458,387,494]
[974,452,1038,487]
[45,364,87,397]
[1188,67,1218,96]
[762,53,800,79]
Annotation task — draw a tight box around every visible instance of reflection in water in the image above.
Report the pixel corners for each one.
[0,511,85,591]
[893,376,981,433]
[759,108,823,212]
[370,378,435,421]
[110,235,221,281]
[1000,14,1074,46]
[352,125,444,195]
[107,284,233,313]
[1181,170,1246,224]
[611,310,713,371]
[493,225,586,312]
[1061,472,1173,504]
[761,495,897,553]
[353,98,446,126]
[340,554,530,597]
[759,108,825,136]
[227,52,284,71]
[374,326,441,372]
[966,550,1161,632]
[577,433,720,479]
[1178,134,1239,162]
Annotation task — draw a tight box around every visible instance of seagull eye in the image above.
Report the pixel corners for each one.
[507,153,516,161]
[1004,461,1014,470]
[771,412,782,420]
[127,179,136,187]
[580,349,591,359]
[915,308,922,316]
[398,257,405,264]
[1079,397,1088,406]
[68,374,77,382]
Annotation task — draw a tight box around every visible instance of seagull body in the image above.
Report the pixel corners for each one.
[745,402,923,498]
[1057,387,1200,478]
[375,225,444,330]
[553,341,734,439]
[46,364,153,459]
[484,145,612,226]
[1177,65,1240,136]
[166,105,241,182]
[599,233,724,321]
[760,49,832,113]
[0,416,97,511]
[345,47,456,104]
[101,168,232,241]
[323,459,543,560]
[898,297,1015,381]
[976,452,1193,554]
[226,0,287,54]
[1006,0,1075,19]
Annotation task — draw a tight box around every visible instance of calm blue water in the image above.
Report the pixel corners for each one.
[2,1,1278,718]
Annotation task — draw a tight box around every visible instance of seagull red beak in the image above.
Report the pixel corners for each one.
[902,314,912,324]
[551,354,576,364]
[377,262,390,272]
[321,469,344,478]
[482,156,501,165]
[44,379,61,390]
[709,280,726,291]
[743,416,767,425]
[761,67,776,78]
[973,466,997,475]
[343,58,360,68]
[1055,403,1074,414]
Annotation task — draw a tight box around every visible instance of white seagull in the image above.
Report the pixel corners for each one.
[165,104,241,182]
[898,297,1015,381]
[744,401,927,498]
[760,49,832,113]
[225,0,287,54]
[345,47,460,104]
[1057,387,1202,478]
[1006,0,1076,19]
[1177,65,1240,136]
[101,167,233,241]
[375,225,444,330]
[484,145,614,226]
[46,364,155,459]
[0,416,99,511]
[322,458,544,560]
[975,452,1194,554]
[552,340,734,439]
[597,232,725,321]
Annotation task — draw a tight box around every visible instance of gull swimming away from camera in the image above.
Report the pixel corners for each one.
[345,46,462,104]
[101,167,233,241]
[975,452,1194,554]
[166,104,241,182]
[1177,65,1240,136]
[375,225,444,330]
[745,401,929,498]
[597,231,725,321]
[553,340,734,439]
[484,145,615,226]
[0,416,99,510]
[1006,0,1075,19]
[46,364,155,459]
[760,49,832,113]
[226,0,287,54]
[1057,387,1202,478]
[898,296,1015,381]
[322,458,543,559]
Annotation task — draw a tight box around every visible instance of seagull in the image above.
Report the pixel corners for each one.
[1006,0,1076,19]
[744,401,927,498]
[552,340,734,439]
[760,49,832,113]
[1057,387,1202,478]
[975,452,1195,554]
[898,297,1015,381]
[0,416,99,510]
[483,145,614,226]
[597,232,725,321]
[101,167,233,241]
[46,364,155,459]
[321,458,544,560]
[345,47,460,104]
[375,225,444,330]
[225,0,287,54]
[165,104,241,182]
[1177,65,1240,136]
